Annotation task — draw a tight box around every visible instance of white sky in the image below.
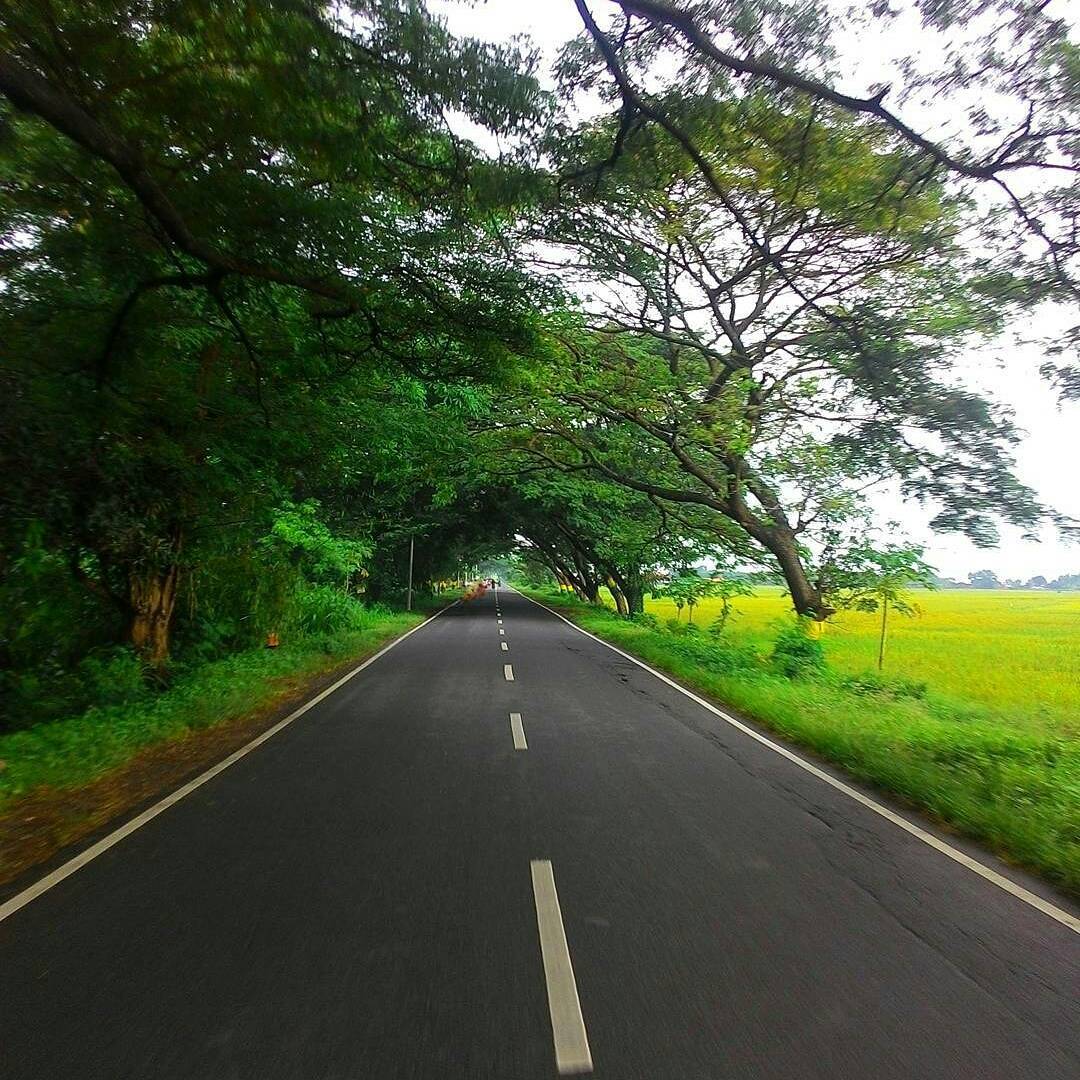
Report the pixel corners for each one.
[433,0,1080,581]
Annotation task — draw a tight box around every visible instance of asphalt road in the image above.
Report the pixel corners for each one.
[1,587,1078,1079]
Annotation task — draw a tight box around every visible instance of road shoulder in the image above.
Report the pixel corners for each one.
[0,609,440,897]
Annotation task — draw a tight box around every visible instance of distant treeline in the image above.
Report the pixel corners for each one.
[934,572,1080,591]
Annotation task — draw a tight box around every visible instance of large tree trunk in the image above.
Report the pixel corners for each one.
[569,549,600,602]
[754,525,833,620]
[129,561,180,666]
[607,576,629,616]
[607,566,645,616]
[623,569,646,615]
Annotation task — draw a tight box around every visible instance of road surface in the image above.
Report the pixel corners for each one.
[1,588,1078,1078]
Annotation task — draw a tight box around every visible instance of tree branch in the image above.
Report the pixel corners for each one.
[617,0,1037,181]
[0,50,366,308]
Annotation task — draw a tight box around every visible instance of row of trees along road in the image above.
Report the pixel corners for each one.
[1,1,1078,722]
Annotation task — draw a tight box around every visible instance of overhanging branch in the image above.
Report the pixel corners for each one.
[0,51,367,309]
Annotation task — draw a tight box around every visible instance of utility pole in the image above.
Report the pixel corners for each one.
[406,535,415,612]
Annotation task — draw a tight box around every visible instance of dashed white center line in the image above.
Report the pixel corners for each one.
[499,628,505,635]
[498,619,503,625]
[501,641,509,651]
[503,664,515,681]
[510,712,527,750]
[530,860,593,1075]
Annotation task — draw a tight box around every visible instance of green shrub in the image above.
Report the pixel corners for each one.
[770,621,826,679]
[75,648,149,707]
[836,670,928,701]
[291,586,367,635]
[177,615,252,663]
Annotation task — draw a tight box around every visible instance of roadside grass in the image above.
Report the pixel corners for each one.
[525,587,1080,897]
[0,605,425,808]
[644,588,1080,735]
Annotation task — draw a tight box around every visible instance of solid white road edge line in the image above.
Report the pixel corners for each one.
[511,712,528,751]
[0,602,459,925]
[513,590,1080,936]
[530,859,593,1075]
[504,664,515,681]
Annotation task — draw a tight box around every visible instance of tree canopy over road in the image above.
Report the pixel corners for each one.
[2,0,1078,721]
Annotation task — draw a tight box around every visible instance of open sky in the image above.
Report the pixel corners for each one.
[432,0,1080,581]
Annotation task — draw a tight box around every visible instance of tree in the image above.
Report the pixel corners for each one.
[515,79,1051,617]
[0,1,548,317]
[655,570,724,623]
[1048,573,1080,591]
[655,573,692,620]
[968,569,1003,590]
[703,573,754,635]
[567,0,1080,399]
[501,473,717,615]
[827,543,937,670]
[0,1,549,671]
[2,0,1077,727]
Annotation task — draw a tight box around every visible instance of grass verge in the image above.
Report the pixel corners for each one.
[0,606,426,810]
[523,587,1080,898]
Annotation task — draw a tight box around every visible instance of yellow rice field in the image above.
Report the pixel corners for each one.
[642,588,1080,734]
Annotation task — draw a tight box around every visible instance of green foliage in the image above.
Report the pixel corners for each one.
[291,587,375,637]
[825,541,937,616]
[0,526,127,728]
[263,503,372,586]
[653,572,709,619]
[770,621,827,679]
[505,35,1063,620]
[0,605,422,804]
[73,649,150,709]
[703,575,755,633]
[824,539,937,668]
[663,627,760,676]
[836,671,928,702]
[0,0,549,683]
